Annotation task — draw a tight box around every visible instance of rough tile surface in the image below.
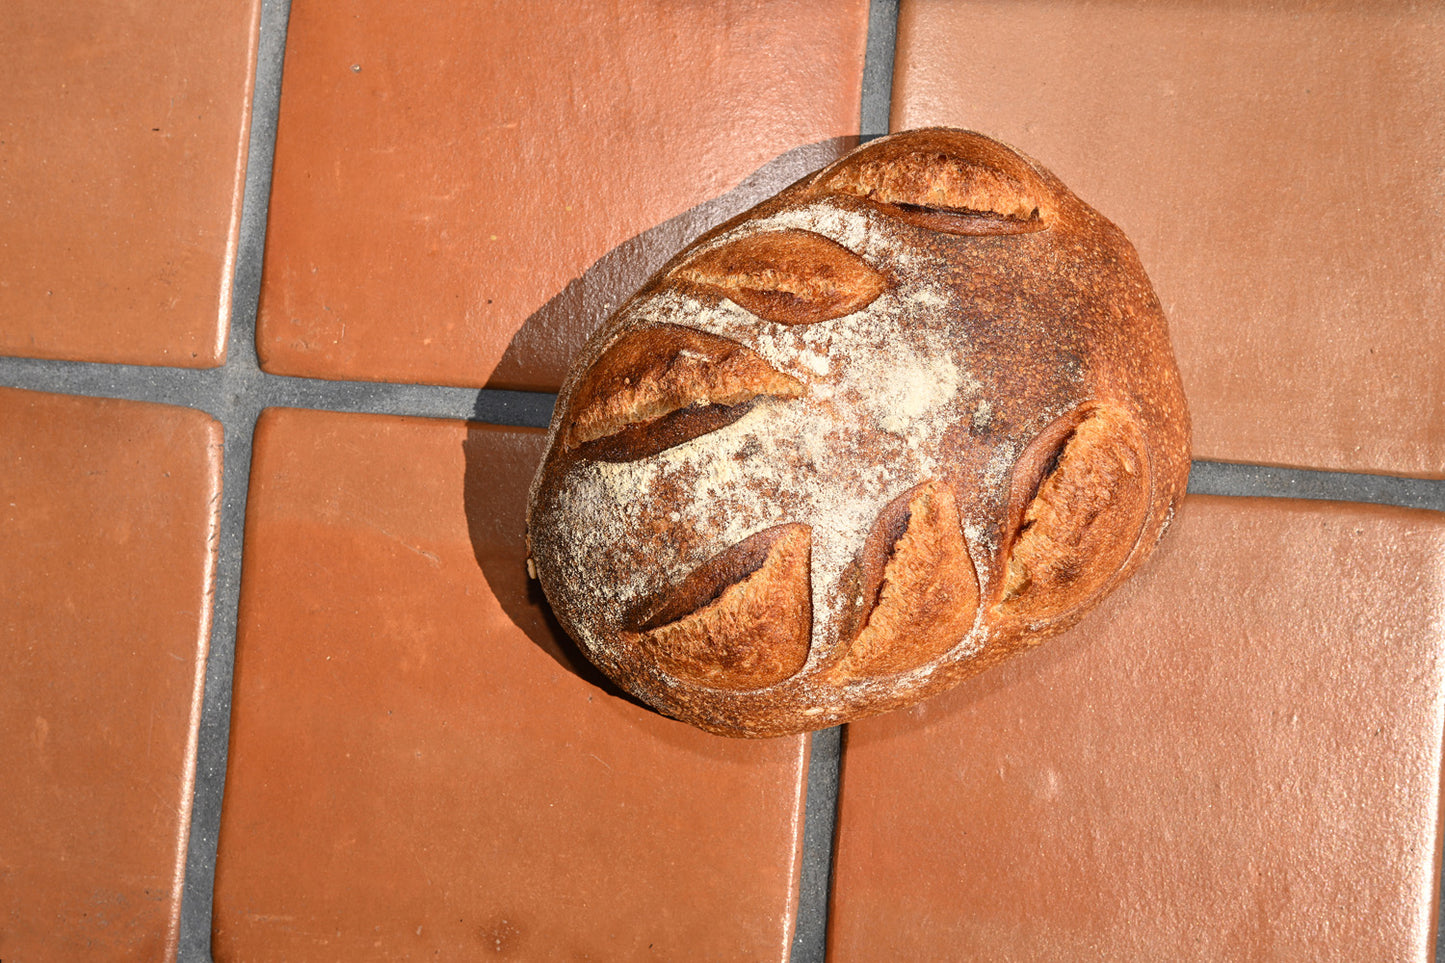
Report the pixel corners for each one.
[891,0,1445,478]
[256,0,870,391]
[0,0,261,368]
[829,495,1445,962]
[213,409,808,960]
[0,388,222,961]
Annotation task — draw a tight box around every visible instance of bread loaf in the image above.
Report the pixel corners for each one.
[526,129,1190,737]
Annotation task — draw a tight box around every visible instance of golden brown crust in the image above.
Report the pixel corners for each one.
[526,128,1192,737]
[566,324,803,454]
[995,405,1151,628]
[810,127,1050,235]
[828,481,980,681]
[621,524,812,691]
[673,229,889,325]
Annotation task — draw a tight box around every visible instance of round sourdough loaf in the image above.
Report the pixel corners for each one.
[526,129,1190,737]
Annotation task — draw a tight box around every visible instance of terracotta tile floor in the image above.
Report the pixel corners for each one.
[2,2,1444,961]
[831,496,1445,962]
[256,0,871,392]
[0,389,221,961]
[1,0,262,369]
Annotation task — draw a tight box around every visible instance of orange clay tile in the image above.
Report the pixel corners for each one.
[891,0,1445,478]
[0,0,261,368]
[255,0,870,392]
[212,409,808,960]
[829,495,1445,962]
[0,388,221,960]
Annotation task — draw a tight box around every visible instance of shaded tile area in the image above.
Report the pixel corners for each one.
[890,0,1445,478]
[829,495,1445,962]
[213,409,808,960]
[256,0,870,391]
[0,388,222,960]
[0,0,262,368]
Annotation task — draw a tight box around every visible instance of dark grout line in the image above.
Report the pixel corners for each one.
[1188,460,1445,513]
[174,0,291,957]
[262,376,555,427]
[860,0,900,139]
[0,356,232,421]
[0,355,556,430]
[221,0,285,381]
[176,403,261,963]
[791,726,844,963]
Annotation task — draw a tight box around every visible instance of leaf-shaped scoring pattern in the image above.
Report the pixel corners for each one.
[622,524,813,691]
[812,128,1050,236]
[997,404,1150,627]
[829,480,980,681]
[673,229,888,325]
[566,324,804,461]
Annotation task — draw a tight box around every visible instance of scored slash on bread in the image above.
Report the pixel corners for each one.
[622,524,812,691]
[811,129,1051,235]
[673,229,889,326]
[527,128,1191,737]
[997,405,1152,628]
[565,325,804,460]
[829,480,980,681]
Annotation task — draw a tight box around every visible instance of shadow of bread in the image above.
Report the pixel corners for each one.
[485,137,860,392]
[461,423,636,703]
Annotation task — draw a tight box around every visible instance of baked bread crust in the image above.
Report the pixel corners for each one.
[527,129,1191,737]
